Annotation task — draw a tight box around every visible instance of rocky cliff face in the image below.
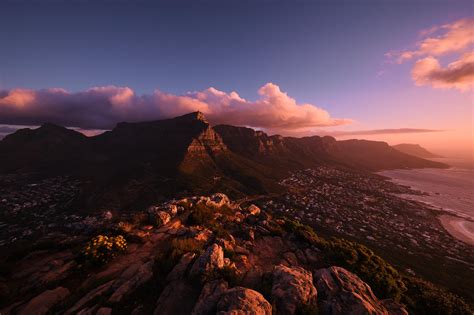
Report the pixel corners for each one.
[0,112,448,210]
[214,124,447,171]
[0,193,409,315]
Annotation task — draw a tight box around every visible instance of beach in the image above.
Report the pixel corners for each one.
[439,215,474,246]
[379,164,474,246]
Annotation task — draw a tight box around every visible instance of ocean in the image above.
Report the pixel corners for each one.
[379,158,474,245]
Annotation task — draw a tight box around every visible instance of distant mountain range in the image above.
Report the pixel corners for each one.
[0,112,448,210]
[392,143,441,158]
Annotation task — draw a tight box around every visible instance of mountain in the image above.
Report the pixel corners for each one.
[0,113,277,209]
[392,143,442,159]
[214,125,447,172]
[0,112,448,210]
[0,123,87,174]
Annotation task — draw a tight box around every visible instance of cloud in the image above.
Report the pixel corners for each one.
[389,18,474,63]
[387,17,474,91]
[412,52,474,91]
[0,83,350,133]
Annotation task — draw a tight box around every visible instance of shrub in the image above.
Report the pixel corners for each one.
[402,276,472,315]
[82,235,127,265]
[188,202,230,239]
[170,237,205,258]
[282,219,405,301]
[188,203,214,226]
[322,237,406,301]
[283,219,325,246]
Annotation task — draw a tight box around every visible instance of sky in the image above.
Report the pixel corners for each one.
[0,0,472,159]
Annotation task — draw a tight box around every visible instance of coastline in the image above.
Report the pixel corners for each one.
[378,167,474,246]
[438,215,474,246]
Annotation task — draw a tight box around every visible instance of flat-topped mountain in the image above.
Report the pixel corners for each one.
[392,143,442,159]
[0,112,448,209]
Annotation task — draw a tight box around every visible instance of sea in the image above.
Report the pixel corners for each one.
[379,157,474,244]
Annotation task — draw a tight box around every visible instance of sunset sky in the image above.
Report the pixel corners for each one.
[0,0,472,159]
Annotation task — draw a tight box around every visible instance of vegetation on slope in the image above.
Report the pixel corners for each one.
[282,219,472,315]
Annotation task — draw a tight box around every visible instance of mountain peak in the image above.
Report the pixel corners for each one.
[39,122,66,130]
[175,111,208,123]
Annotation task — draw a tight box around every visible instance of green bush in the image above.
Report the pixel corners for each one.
[322,238,405,301]
[82,235,127,265]
[402,276,472,315]
[282,219,473,313]
[283,219,405,301]
[188,202,231,239]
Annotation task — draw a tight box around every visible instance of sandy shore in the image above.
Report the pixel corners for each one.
[439,215,474,246]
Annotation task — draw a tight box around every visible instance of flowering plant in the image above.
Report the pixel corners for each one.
[82,235,127,264]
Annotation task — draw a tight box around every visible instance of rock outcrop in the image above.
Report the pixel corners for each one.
[216,287,272,315]
[192,279,229,315]
[313,266,407,315]
[18,287,70,315]
[271,265,317,315]
[189,244,225,281]
[0,194,418,315]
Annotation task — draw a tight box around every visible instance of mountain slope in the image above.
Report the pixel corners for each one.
[392,143,441,158]
[214,124,448,172]
[0,123,87,173]
[0,113,448,210]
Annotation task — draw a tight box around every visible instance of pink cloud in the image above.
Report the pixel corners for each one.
[387,17,474,91]
[412,52,474,91]
[389,18,474,64]
[0,83,350,133]
[0,89,36,107]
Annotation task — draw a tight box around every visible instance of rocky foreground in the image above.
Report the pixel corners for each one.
[0,193,421,315]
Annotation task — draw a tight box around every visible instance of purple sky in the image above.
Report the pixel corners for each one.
[0,0,472,158]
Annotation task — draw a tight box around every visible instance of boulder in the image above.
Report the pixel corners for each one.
[206,193,230,208]
[164,204,178,216]
[166,252,196,282]
[247,204,261,216]
[271,265,317,315]
[216,287,272,315]
[19,286,70,315]
[192,279,229,315]
[154,279,200,315]
[147,208,172,226]
[313,266,407,315]
[156,211,171,226]
[189,244,224,280]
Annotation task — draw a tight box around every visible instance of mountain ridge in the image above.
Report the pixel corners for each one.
[392,143,442,158]
[0,112,448,210]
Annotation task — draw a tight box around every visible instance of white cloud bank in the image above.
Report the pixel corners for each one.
[0,83,351,133]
